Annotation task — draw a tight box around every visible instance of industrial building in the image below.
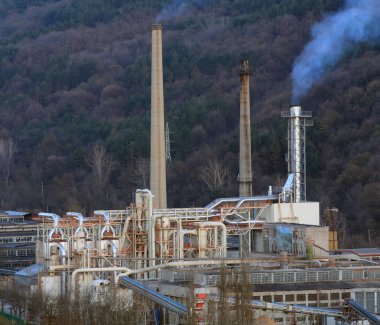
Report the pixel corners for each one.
[0,211,40,270]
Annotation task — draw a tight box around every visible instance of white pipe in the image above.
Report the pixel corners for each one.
[72,267,130,290]
[115,259,253,284]
[66,212,84,225]
[95,210,116,238]
[109,240,117,258]
[48,265,74,271]
[195,222,227,257]
[108,240,118,281]
[66,212,91,239]
[49,242,67,294]
[95,210,110,224]
[224,219,263,225]
[206,196,276,211]
[39,213,65,241]
[39,212,60,227]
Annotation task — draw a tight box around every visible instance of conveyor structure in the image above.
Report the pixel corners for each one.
[119,276,188,317]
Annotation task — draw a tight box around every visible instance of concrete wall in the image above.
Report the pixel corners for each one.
[261,223,329,257]
[306,226,329,258]
[262,202,320,226]
[41,275,61,297]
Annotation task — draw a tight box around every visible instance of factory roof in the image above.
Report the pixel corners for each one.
[333,248,380,257]
[254,281,380,293]
[15,263,44,277]
[5,211,30,216]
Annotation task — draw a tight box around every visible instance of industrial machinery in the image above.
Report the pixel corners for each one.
[36,191,280,294]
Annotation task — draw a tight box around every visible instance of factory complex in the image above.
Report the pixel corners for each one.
[0,25,379,325]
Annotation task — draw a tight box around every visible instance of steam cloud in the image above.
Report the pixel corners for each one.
[156,0,210,22]
[291,0,380,104]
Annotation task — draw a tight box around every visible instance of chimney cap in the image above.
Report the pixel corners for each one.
[152,24,163,30]
[239,60,251,75]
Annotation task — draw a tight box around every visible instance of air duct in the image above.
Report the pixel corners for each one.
[150,24,167,209]
[238,60,253,197]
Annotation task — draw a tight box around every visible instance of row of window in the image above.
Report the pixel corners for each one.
[0,261,32,269]
[0,217,24,223]
[255,291,351,304]
[0,249,35,257]
[0,236,36,243]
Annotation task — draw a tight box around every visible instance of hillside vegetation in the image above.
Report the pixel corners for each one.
[0,0,378,246]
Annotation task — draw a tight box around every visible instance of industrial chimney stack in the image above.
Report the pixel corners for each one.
[150,24,167,209]
[239,60,253,197]
[281,105,313,203]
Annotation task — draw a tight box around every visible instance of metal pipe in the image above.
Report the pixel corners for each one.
[95,210,116,238]
[116,259,264,284]
[205,196,276,211]
[66,212,84,225]
[290,106,302,203]
[195,222,227,257]
[39,213,65,241]
[66,212,90,239]
[223,219,263,225]
[72,267,130,290]
[39,212,60,228]
[94,210,110,224]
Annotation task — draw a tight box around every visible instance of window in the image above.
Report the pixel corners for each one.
[366,292,375,313]
[263,295,271,302]
[296,294,306,302]
[274,295,283,302]
[285,295,294,302]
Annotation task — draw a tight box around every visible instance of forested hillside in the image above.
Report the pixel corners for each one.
[0,0,378,246]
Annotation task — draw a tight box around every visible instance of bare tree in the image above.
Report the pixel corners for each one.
[199,159,230,193]
[86,144,114,208]
[86,143,114,190]
[133,157,149,188]
[0,138,16,207]
[0,138,16,187]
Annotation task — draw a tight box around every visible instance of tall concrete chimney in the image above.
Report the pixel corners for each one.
[150,24,167,209]
[238,60,253,197]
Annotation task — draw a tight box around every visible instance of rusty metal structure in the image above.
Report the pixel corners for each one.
[238,60,253,197]
[238,60,254,258]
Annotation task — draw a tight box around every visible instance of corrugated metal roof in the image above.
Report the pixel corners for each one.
[5,211,29,217]
[254,281,380,293]
[334,248,380,256]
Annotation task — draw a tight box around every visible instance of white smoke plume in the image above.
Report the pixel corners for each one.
[156,0,210,23]
[291,0,380,104]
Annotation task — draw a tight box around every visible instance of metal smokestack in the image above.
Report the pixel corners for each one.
[290,106,302,203]
[238,60,253,197]
[150,24,167,209]
[282,105,312,203]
